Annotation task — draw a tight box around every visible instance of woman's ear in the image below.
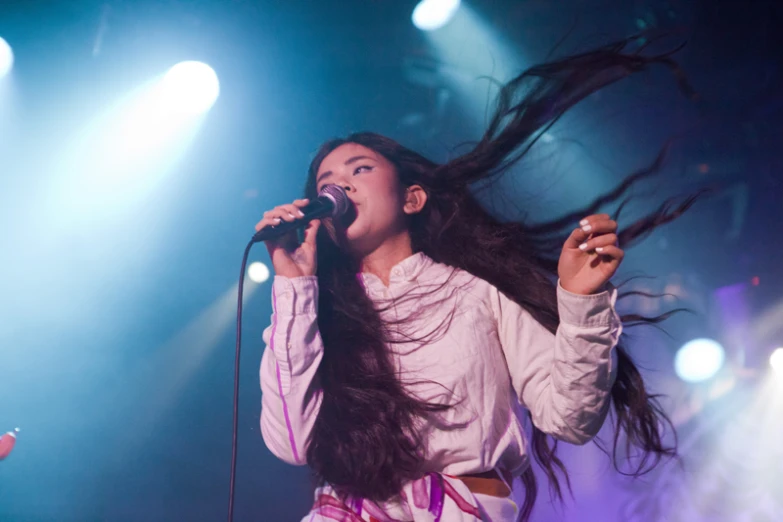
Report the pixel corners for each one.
[403,185,428,215]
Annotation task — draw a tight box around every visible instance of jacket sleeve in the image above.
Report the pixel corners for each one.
[259,275,324,465]
[490,281,622,444]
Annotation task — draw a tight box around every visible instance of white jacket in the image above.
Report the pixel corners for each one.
[260,252,621,478]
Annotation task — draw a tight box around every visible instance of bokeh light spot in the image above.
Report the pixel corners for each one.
[248,262,270,284]
[675,338,726,383]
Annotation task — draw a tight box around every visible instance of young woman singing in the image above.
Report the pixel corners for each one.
[257,39,696,521]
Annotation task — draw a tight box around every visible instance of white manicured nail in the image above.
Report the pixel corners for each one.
[582,224,592,232]
[579,243,588,251]
[580,219,589,226]
[596,247,604,253]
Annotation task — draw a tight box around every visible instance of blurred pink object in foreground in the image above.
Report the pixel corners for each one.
[0,428,19,460]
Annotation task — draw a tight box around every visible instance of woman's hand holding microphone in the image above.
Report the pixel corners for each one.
[254,199,320,279]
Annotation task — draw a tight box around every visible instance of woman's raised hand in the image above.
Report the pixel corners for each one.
[254,199,320,279]
[558,214,623,295]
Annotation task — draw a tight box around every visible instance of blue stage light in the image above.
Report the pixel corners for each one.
[0,37,14,78]
[412,0,461,31]
[160,61,220,115]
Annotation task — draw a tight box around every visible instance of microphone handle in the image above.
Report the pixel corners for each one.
[252,199,334,243]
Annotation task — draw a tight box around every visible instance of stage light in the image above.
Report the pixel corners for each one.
[674,338,726,383]
[159,61,219,115]
[248,262,270,284]
[54,65,214,220]
[771,348,783,376]
[412,0,461,31]
[0,37,13,78]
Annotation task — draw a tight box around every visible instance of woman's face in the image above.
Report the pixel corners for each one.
[315,143,410,255]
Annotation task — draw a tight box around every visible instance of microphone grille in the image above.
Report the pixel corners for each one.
[318,185,351,217]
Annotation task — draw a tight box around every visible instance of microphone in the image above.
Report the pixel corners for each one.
[252,185,350,243]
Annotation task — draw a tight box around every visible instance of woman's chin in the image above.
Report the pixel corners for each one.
[342,226,377,254]
[344,223,365,242]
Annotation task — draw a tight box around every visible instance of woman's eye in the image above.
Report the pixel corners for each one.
[353,165,373,175]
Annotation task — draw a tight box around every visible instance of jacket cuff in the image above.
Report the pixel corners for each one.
[556,280,618,327]
[272,276,319,315]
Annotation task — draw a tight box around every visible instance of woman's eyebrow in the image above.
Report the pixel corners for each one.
[317,155,375,184]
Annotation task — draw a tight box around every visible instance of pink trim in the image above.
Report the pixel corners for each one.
[350,496,363,515]
[271,286,301,463]
[312,495,365,522]
[442,480,481,517]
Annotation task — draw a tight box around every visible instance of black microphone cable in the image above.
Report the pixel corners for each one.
[228,239,253,522]
[227,185,349,521]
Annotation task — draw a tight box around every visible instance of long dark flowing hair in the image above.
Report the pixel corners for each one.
[302,38,700,520]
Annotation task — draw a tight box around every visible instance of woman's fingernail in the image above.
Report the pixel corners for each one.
[596,247,604,253]
[579,242,588,251]
[581,224,592,232]
[297,211,305,217]
[274,217,281,223]
[580,218,589,226]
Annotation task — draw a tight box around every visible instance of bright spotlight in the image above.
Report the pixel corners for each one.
[770,348,783,376]
[248,262,270,284]
[674,338,726,383]
[0,37,13,78]
[412,0,461,31]
[160,61,219,115]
